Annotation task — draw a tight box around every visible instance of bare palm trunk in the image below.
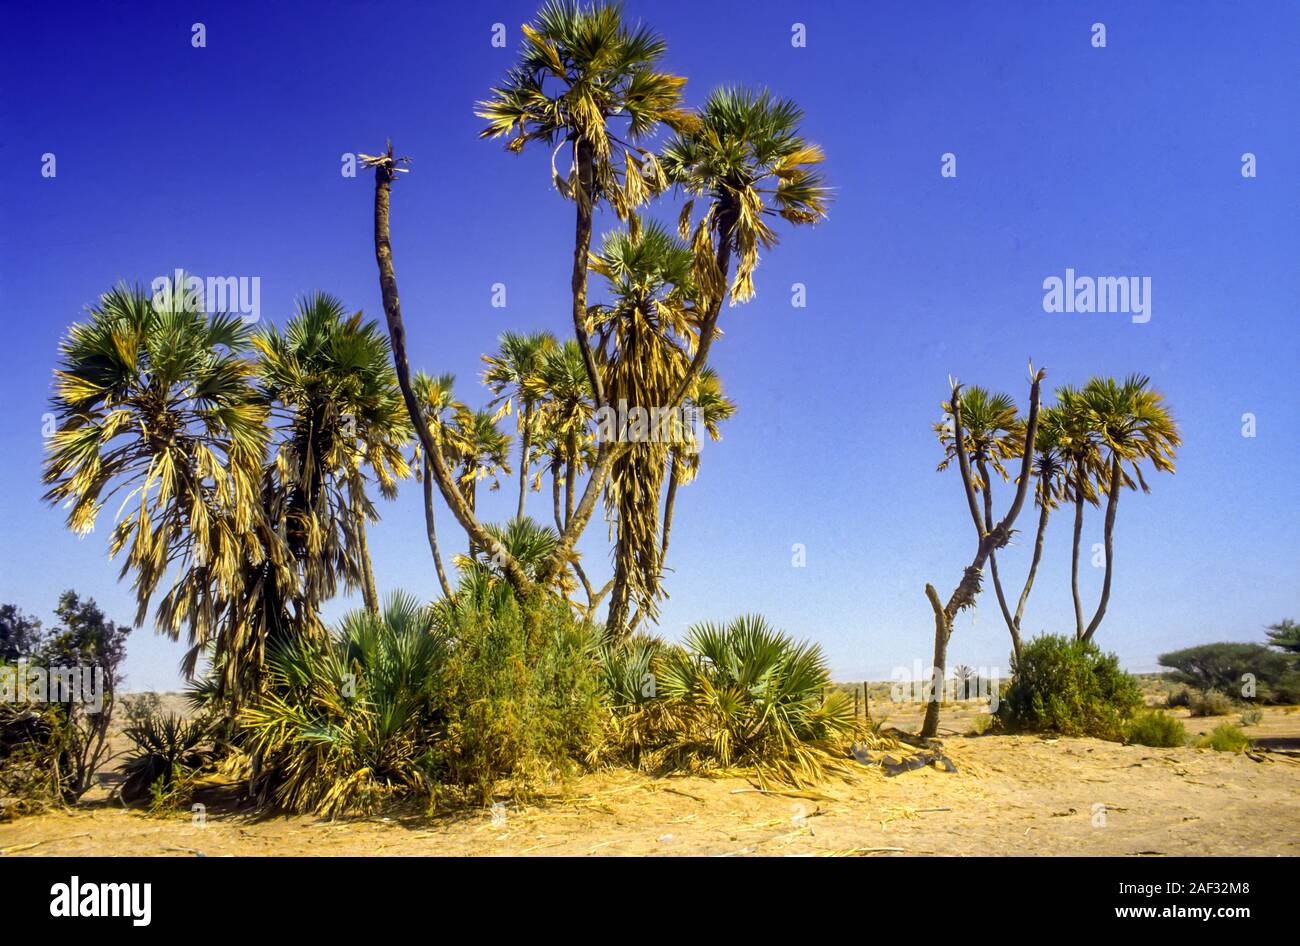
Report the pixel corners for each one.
[660,454,680,561]
[978,457,1019,658]
[1009,502,1052,661]
[366,145,531,597]
[1082,456,1121,642]
[920,372,1045,739]
[422,457,453,599]
[565,431,577,527]
[516,402,532,521]
[1070,468,1086,639]
[571,140,605,408]
[349,480,380,613]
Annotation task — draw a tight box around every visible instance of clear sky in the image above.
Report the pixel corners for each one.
[1,1,1297,691]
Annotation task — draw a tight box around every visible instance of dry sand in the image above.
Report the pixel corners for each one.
[2,702,1296,857]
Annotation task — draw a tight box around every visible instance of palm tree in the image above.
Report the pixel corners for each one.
[933,387,1026,659]
[1076,375,1180,642]
[993,405,1072,659]
[921,370,1046,739]
[589,217,698,638]
[42,279,279,700]
[410,371,463,599]
[482,331,556,520]
[1055,385,1105,639]
[444,408,512,557]
[477,0,695,411]
[253,293,411,615]
[661,86,829,408]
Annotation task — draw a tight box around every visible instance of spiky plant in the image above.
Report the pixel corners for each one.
[648,615,856,786]
[121,713,212,802]
[239,591,449,816]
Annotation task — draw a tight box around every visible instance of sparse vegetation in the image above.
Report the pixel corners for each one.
[1197,723,1250,753]
[1124,709,1187,748]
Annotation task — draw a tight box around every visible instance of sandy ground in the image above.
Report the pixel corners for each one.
[2,701,1296,857]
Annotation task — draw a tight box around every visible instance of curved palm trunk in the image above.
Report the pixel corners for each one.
[422,457,453,599]
[1070,467,1086,639]
[570,140,605,408]
[1082,456,1122,642]
[367,147,531,597]
[977,457,1019,657]
[920,373,1045,739]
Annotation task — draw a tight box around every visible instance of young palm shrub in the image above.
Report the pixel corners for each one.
[239,592,449,816]
[121,713,213,803]
[641,615,856,786]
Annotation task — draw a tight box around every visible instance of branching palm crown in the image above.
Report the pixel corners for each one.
[476,0,695,220]
[662,86,830,307]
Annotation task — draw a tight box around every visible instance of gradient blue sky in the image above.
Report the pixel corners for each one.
[1,1,1297,690]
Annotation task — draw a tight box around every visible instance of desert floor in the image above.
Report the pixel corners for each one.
[2,699,1297,857]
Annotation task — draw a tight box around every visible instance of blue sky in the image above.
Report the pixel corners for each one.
[1,1,1297,690]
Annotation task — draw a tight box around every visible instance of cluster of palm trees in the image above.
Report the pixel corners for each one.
[921,371,1180,736]
[43,1,828,702]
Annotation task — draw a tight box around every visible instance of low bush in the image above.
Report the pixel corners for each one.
[1197,723,1250,753]
[1166,687,1192,709]
[1238,708,1263,727]
[606,615,859,786]
[998,635,1142,740]
[1188,688,1233,717]
[1124,709,1187,748]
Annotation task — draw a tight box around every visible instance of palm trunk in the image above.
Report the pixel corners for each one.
[1010,502,1052,661]
[660,454,680,561]
[349,480,380,613]
[1082,456,1121,642]
[570,140,605,408]
[367,147,531,597]
[605,557,630,641]
[977,458,1018,653]
[422,457,453,599]
[516,402,532,521]
[1070,467,1086,639]
[564,431,577,528]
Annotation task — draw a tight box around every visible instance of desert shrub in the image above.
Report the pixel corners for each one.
[121,713,212,804]
[121,692,163,729]
[967,713,993,736]
[1188,688,1233,717]
[1166,687,1192,709]
[241,592,450,816]
[1238,708,1263,727]
[998,635,1142,740]
[1197,723,1249,752]
[607,615,858,786]
[430,578,608,805]
[1159,643,1289,702]
[1124,709,1187,748]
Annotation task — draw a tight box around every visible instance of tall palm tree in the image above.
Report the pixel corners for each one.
[477,0,695,410]
[661,86,829,408]
[589,217,698,638]
[482,330,557,520]
[1076,374,1180,641]
[933,387,1026,658]
[42,279,281,700]
[921,370,1046,739]
[444,408,512,557]
[410,371,463,599]
[1055,385,1106,638]
[253,293,411,615]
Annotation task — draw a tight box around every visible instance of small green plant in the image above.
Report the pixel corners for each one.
[998,635,1142,741]
[1197,723,1250,752]
[967,713,993,736]
[1124,709,1187,748]
[1238,708,1263,727]
[1189,688,1233,717]
[121,713,211,804]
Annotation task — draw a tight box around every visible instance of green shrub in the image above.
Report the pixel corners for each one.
[1124,709,1187,748]
[429,579,608,806]
[1189,688,1233,717]
[121,713,211,802]
[1238,708,1263,727]
[607,615,859,786]
[1166,687,1192,709]
[998,635,1142,740]
[1197,723,1249,752]
[240,592,450,816]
